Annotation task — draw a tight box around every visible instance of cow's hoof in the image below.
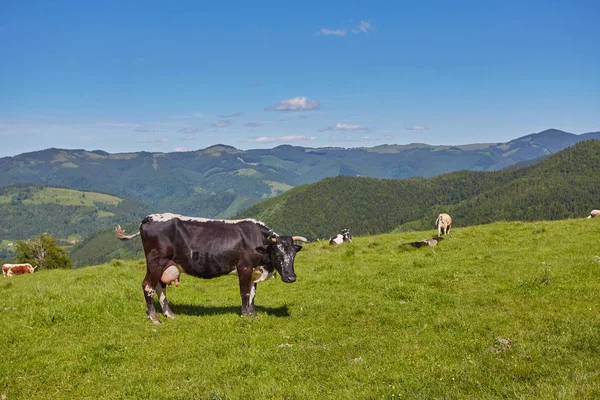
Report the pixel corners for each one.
[241,312,257,318]
[165,312,176,319]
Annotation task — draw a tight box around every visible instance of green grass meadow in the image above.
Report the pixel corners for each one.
[2,219,600,399]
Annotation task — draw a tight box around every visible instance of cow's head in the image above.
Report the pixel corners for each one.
[256,236,304,283]
[29,265,36,273]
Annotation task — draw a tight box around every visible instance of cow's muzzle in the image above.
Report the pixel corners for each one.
[282,274,296,283]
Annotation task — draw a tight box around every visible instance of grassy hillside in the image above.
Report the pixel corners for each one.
[238,140,600,238]
[1,218,600,399]
[69,222,144,268]
[0,184,155,244]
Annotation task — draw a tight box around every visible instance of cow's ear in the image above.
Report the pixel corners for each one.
[255,246,268,254]
[294,245,302,253]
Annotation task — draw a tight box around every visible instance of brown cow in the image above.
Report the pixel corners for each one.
[2,263,36,277]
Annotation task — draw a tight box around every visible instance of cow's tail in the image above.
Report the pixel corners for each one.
[115,225,140,241]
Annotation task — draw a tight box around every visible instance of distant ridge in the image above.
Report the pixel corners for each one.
[237,139,600,238]
[0,129,598,218]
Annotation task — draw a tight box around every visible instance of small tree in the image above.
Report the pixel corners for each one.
[15,233,72,270]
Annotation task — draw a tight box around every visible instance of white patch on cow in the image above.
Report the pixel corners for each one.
[252,266,274,283]
[249,285,256,305]
[230,266,275,283]
[147,213,269,229]
[144,284,155,299]
[330,234,343,244]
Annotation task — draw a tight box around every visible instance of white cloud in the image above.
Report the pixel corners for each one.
[174,147,189,152]
[266,96,320,112]
[320,122,370,132]
[249,135,316,144]
[320,28,347,36]
[406,125,429,131]
[211,120,233,127]
[245,121,262,127]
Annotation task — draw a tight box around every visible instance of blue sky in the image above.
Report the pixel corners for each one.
[1,0,599,157]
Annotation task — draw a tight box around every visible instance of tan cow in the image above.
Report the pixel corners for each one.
[435,213,452,235]
[588,210,600,218]
[2,263,36,277]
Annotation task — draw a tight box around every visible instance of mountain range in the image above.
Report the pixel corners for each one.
[0,128,598,218]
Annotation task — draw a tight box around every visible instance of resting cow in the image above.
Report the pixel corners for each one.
[330,229,352,245]
[435,213,452,235]
[405,236,444,248]
[115,213,306,324]
[588,210,600,218]
[2,263,35,277]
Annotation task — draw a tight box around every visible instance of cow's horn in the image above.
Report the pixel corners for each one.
[292,236,307,242]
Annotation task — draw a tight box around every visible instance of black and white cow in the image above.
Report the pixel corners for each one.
[330,229,352,245]
[115,213,306,324]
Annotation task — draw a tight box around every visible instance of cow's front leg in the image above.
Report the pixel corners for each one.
[237,266,256,317]
[155,282,175,319]
[142,278,161,324]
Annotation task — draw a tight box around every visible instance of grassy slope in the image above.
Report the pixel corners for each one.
[1,218,600,399]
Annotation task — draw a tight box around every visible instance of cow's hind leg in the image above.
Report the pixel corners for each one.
[155,282,175,319]
[142,276,161,324]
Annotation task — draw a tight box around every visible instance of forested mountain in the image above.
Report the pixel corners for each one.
[0,129,598,218]
[0,185,155,242]
[75,139,600,267]
[237,140,600,238]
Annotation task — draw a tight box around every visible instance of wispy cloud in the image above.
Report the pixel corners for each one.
[330,135,376,143]
[249,135,316,144]
[352,20,374,34]
[245,121,262,127]
[266,96,320,112]
[318,20,374,36]
[320,28,347,36]
[211,120,233,127]
[134,128,158,133]
[180,135,196,141]
[172,112,204,119]
[178,127,200,133]
[320,122,370,132]
[137,137,168,143]
[406,125,429,131]
[217,112,244,118]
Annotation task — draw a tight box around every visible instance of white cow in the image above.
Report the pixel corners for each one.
[588,209,600,218]
[435,213,453,235]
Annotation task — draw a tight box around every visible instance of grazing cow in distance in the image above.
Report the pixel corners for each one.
[588,210,600,218]
[2,263,36,277]
[115,213,307,324]
[405,236,444,248]
[435,213,453,236]
[330,229,352,245]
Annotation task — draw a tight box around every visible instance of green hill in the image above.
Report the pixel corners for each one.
[2,219,600,398]
[237,140,600,238]
[0,184,155,244]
